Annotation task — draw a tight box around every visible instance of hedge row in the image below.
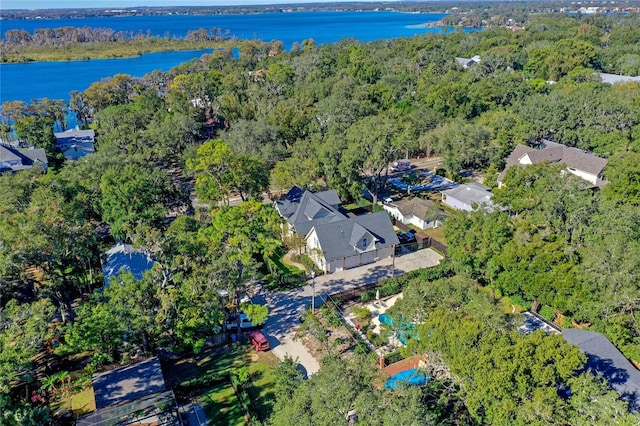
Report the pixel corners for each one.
[360,264,454,302]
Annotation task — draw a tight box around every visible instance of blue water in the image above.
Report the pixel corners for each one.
[384,368,429,389]
[0,11,458,104]
[379,313,393,326]
[378,313,416,345]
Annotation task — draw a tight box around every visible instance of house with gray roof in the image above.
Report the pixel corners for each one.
[306,211,399,273]
[0,145,48,174]
[274,187,346,237]
[455,55,481,69]
[382,197,441,230]
[54,127,95,160]
[441,182,494,212]
[598,73,640,85]
[564,329,640,412]
[78,357,182,426]
[275,188,399,273]
[498,140,607,187]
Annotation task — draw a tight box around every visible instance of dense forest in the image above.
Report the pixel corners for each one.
[2,7,640,425]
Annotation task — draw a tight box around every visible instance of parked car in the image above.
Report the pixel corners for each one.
[248,331,270,351]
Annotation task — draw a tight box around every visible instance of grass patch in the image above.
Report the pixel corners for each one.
[51,385,96,416]
[201,382,247,426]
[269,248,303,275]
[420,226,445,242]
[166,342,279,423]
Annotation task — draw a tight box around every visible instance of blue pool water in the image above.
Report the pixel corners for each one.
[378,313,416,345]
[384,368,429,389]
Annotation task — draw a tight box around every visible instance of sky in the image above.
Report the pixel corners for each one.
[1,0,366,9]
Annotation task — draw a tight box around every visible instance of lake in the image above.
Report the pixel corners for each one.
[0,11,456,104]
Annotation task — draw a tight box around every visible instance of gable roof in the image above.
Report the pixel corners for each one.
[0,145,22,163]
[0,145,48,172]
[55,128,96,160]
[563,329,640,412]
[275,188,346,236]
[391,197,435,219]
[311,211,399,262]
[54,127,95,141]
[102,244,154,287]
[498,141,607,183]
[442,184,494,210]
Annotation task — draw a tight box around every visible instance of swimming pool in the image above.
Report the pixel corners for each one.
[384,368,430,389]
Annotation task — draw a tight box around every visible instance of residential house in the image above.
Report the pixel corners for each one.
[0,144,48,173]
[78,357,182,426]
[102,243,155,287]
[564,329,640,412]
[382,197,441,230]
[275,188,399,273]
[441,183,494,212]
[54,127,95,160]
[274,186,345,237]
[497,141,608,187]
[598,72,640,85]
[306,211,399,273]
[455,55,481,69]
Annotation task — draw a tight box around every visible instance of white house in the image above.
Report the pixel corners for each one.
[382,197,441,230]
[497,141,608,187]
[274,187,399,273]
[306,211,399,274]
[441,183,494,212]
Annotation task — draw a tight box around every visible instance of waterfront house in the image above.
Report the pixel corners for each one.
[0,145,48,174]
[54,127,95,160]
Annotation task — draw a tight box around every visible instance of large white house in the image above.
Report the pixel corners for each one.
[275,187,399,273]
[498,141,608,187]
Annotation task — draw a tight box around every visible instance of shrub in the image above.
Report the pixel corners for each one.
[291,253,323,275]
[352,306,371,320]
[539,305,556,322]
[384,349,405,365]
[505,294,532,311]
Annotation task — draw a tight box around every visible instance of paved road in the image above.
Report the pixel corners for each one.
[258,248,444,377]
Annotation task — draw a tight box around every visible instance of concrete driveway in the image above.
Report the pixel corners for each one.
[259,248,443,376]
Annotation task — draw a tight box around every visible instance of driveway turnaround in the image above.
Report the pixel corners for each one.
[261,248,443,376]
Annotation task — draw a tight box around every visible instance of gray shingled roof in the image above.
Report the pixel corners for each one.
[311,211,399,261]
[598,73,640,84]
[275,189,346,236]
[20,148,48,165]
[442,184,494,210]
[564,329,640,412]
[0,145,22,162]
[92,357,166,409]
[0,145,48,172]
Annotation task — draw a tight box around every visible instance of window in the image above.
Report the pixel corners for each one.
[361,237,368,249]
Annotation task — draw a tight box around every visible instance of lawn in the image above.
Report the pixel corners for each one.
[51,385,96,416]
[165,341,279,423]
[269,250,303,275]
[201,382,247,426]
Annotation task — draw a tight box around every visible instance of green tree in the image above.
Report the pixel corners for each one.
[100,164,185,240]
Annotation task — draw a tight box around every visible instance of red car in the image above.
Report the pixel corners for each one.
[248,331,270,351]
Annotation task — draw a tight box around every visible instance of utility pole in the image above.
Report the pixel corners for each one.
[311,271,316,313]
